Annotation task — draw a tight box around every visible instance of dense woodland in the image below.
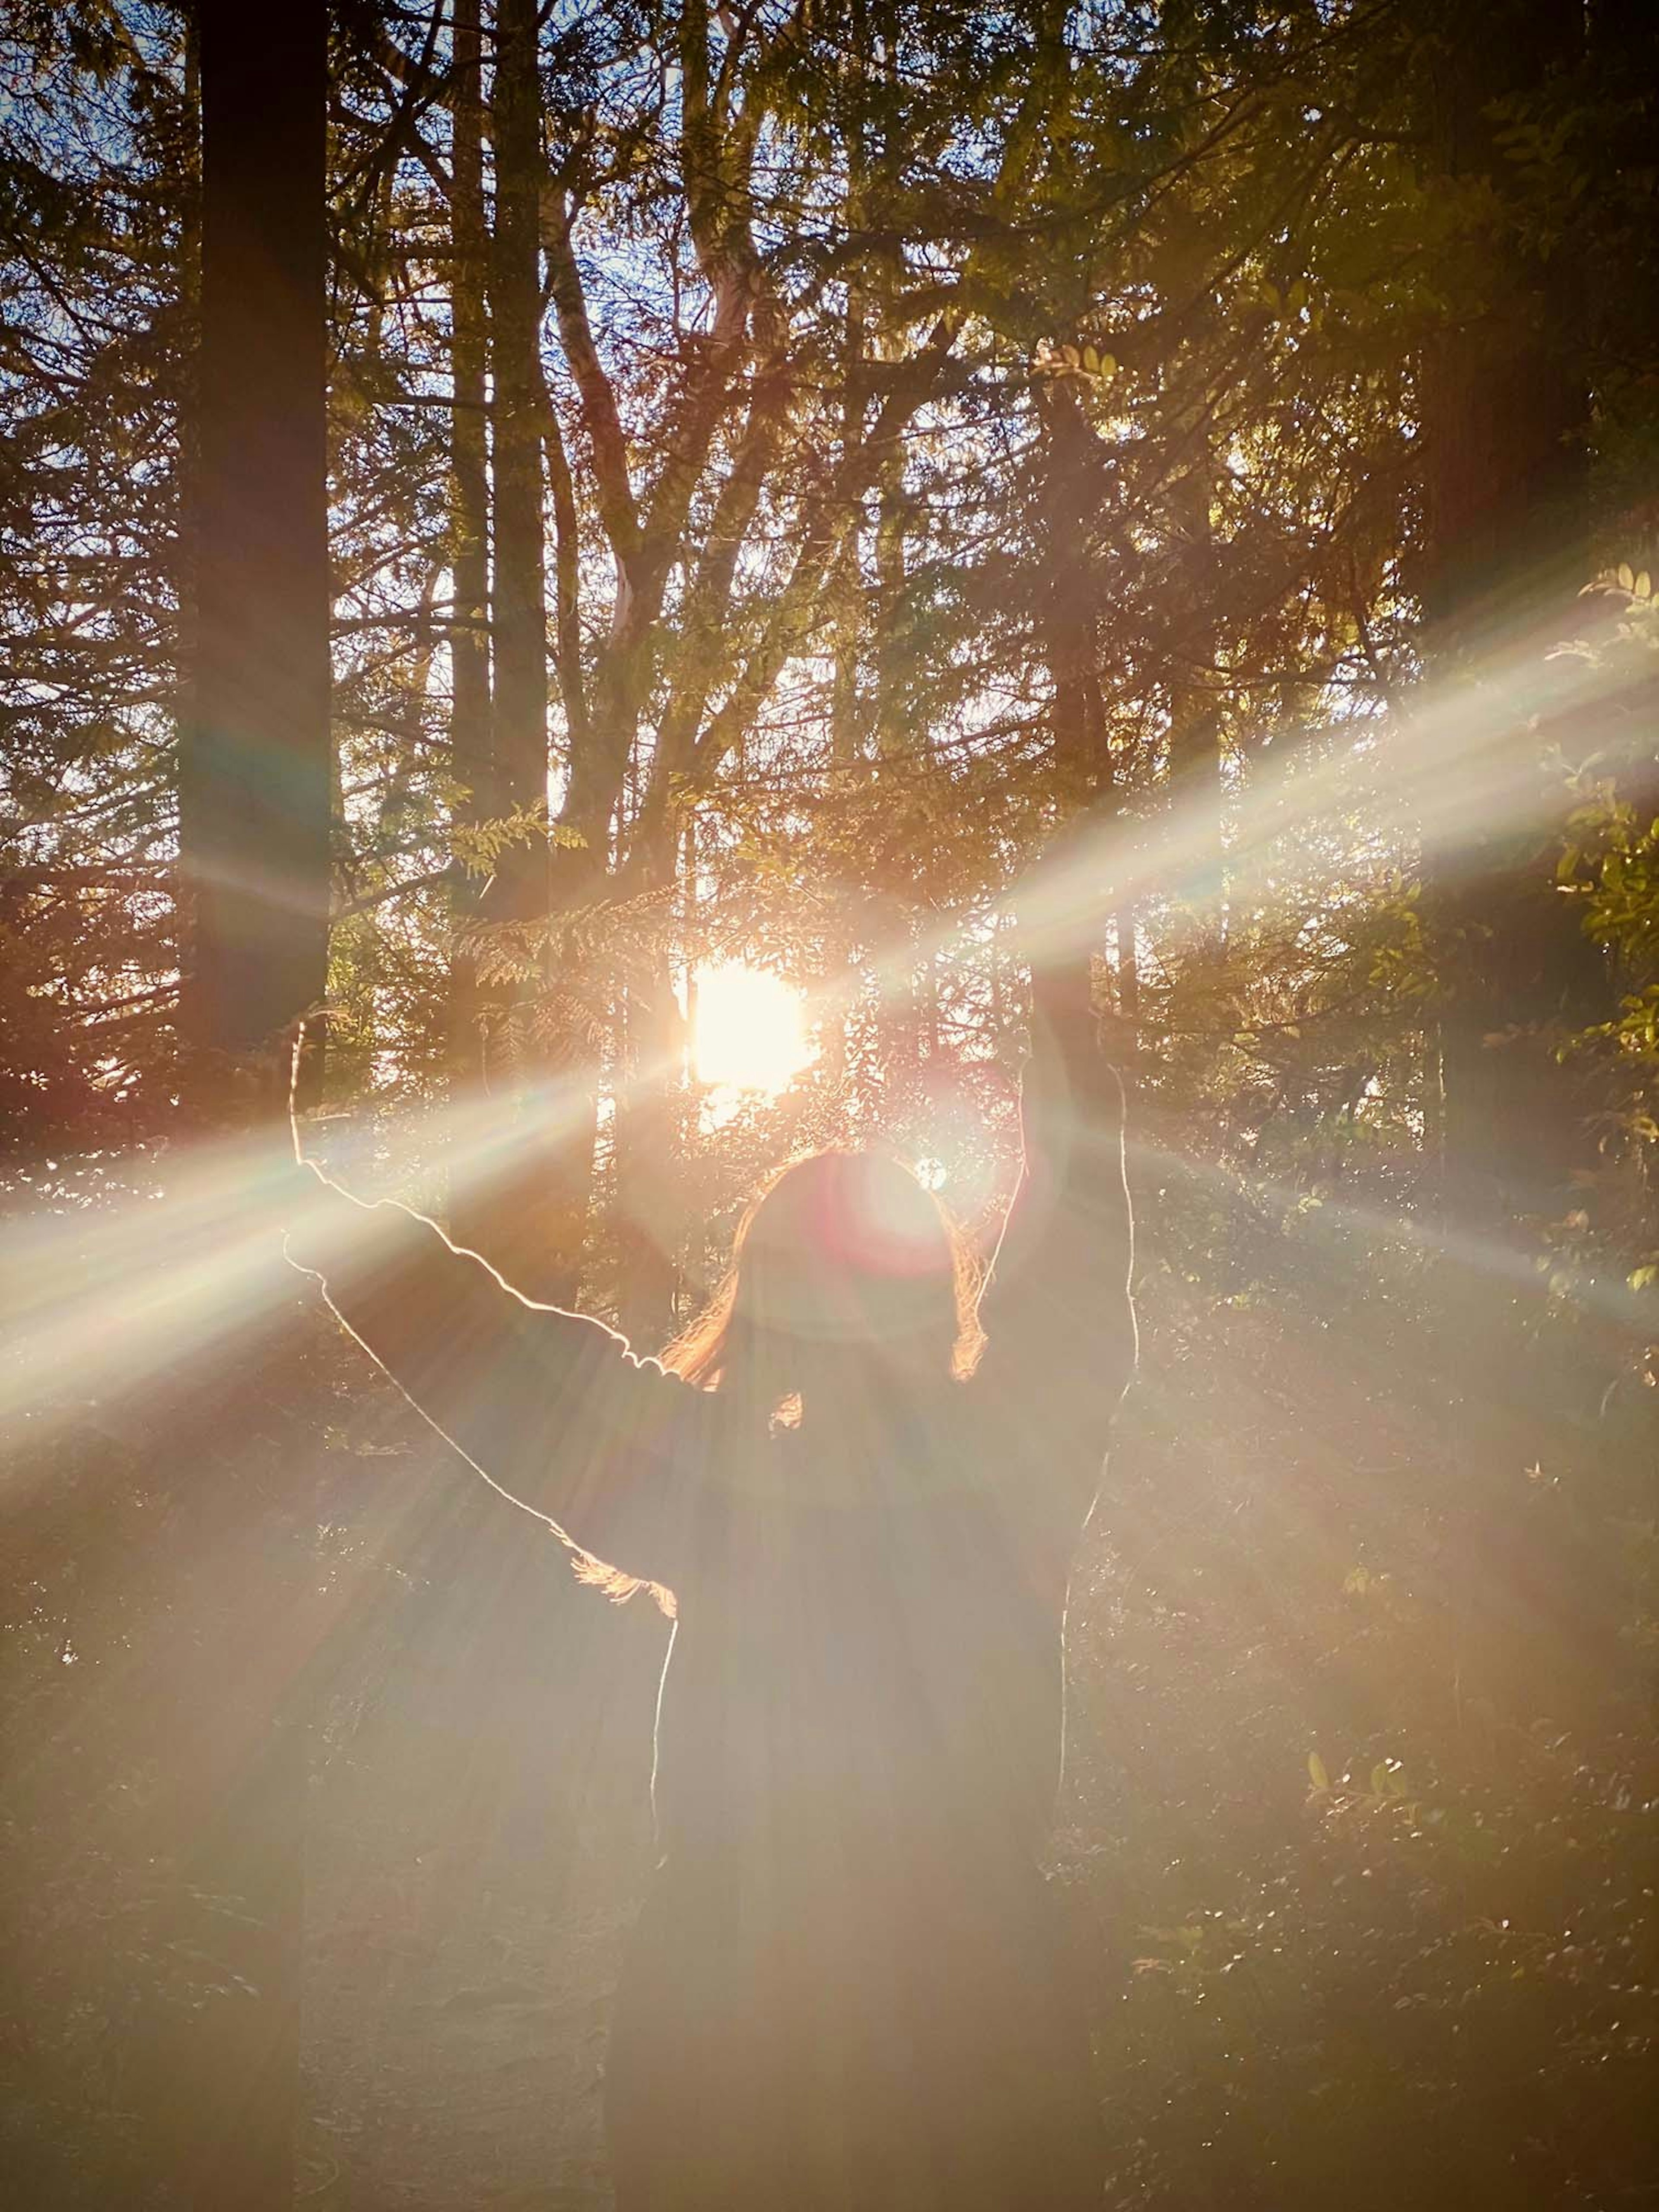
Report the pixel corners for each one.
[3,0,1659,2204]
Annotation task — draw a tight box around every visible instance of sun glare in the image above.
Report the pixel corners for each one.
[692,963,809,1096]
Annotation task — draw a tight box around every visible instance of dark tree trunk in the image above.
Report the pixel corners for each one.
[168,16,329,2202]
[1166,435,1224,951]
[446,0,494,1118]
[1417,0,1600,1234]
[177,0,331,1085]
[823,540,861,1093]
[463,0,591,1303]
[614,946,685,1351]
[823,239,869,1096]
[487,0,548,933]
[1032,378,1115,1052]
[1150,181,1225,978]
[873,438,921,1083]
[1406,0,1634,1734]
[1115,903,1140,1023]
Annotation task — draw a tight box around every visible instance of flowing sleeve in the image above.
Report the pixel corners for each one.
[284,1170,703,1593]
[972,1007,1136,1534]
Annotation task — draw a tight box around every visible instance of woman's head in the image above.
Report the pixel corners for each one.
[665,1150,980,1416]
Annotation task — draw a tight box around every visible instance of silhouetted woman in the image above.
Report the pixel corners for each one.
[285,992,1134,2210]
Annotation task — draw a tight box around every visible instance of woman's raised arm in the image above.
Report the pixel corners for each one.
[973,978,1136,1529]
[283,1166,702,1592]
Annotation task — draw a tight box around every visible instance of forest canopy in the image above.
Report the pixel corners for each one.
[3,0,1657,2205]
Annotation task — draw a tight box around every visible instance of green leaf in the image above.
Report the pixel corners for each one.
[1308,1751,1330,1791]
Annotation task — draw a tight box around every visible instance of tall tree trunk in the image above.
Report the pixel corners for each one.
[446,0,493,1125]
[1032,378,1114,1052]
[1418,0,1599,1235]
[614,944,685,1350]
[1115,903,1140,1023]
[178,0,331,1083]
[467,0,586,1302]
[488,0,547,909]
[823,537,861,1094]
[1410,0,1620,1730]
[1166,430,1224,952]
[873,435,920,1086]
[1152,176,1225,975]
[169,10,330,2206]
[823,209,869,1098]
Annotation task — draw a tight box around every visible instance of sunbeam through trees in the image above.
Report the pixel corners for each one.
[3,1,1658,2206]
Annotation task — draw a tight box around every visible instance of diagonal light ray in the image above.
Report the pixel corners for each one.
[6,600,1624,1449]
[1,1071,601,1450]
[915,601,1618,981]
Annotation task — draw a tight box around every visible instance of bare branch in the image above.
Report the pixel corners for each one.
[541,190,641,564]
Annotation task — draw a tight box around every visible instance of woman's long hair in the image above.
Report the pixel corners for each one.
[664,1150,982,1419]
[575,1150,982,1612]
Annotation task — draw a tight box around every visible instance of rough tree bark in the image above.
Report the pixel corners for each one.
[445,0,494,1126]
[1417,0,1600,1234]
[1165,423,1224,950]
[873,426,925,1079]
[464,0,581,1303]
[487,0,548,930]
[169,8,331,2205]
[1033,375,1117,1055]
[1407,0,1629,1732]
[178,0,331,1078]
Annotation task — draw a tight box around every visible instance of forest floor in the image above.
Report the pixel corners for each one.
[294,1492,1123,2212]
[283,1287,1390,2209]
[300,1828,631,2209]
[12,1246,1652,2210]
[295,1487,670,2212]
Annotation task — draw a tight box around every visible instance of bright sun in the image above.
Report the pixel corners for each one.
[692,962,809,1096]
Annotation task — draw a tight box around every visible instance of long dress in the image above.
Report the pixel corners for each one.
[289,1036,1134,2210]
